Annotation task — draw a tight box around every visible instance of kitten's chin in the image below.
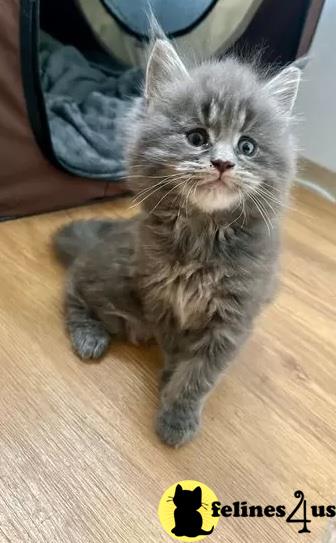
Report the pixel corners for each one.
[190,186,240,213]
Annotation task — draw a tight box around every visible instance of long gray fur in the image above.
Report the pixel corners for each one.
[53,34,300,447]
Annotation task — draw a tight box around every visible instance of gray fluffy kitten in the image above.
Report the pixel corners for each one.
[53,37,301,447]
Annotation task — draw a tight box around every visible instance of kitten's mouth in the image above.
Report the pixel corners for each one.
[198,174,237,191]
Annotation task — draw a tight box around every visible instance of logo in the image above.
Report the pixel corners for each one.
[158,483,336,540]
[158,480,220,541]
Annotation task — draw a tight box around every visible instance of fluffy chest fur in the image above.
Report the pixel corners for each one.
[138,215,276,331]
[143,261,228,329]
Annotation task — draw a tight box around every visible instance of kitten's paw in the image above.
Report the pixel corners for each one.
[156,405,200,447]
[69,324,111,361]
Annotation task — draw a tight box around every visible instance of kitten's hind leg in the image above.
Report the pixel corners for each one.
[65,283,111,361]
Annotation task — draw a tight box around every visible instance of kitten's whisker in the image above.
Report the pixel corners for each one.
[149,179,188,214]
[247,192,272,236]
[258,188,291,209]
[131,157,181,168]
[260,185,310,216]
[130,177,180,194]
[131,181,175,208]
[131,181,174,207]
[242,192,247,226]
[184,179,199,219]
[132,174,188,200]
[253,187,284,205]
[261,182,284,195]
[149,180,187,214]
[255,197,273,232]
[224,192,245,230]
[184,178,197,217]
[131,175,189,207]
[255,192,277,216]
[252,187,282,209]
[188,179,199,213]
[125,173,182,180]
[129,163,176,173]
[119,170,182,179]
[252,185,293,214]
[254,187,301,214]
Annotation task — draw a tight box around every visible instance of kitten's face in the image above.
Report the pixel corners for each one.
[128,41,301,216]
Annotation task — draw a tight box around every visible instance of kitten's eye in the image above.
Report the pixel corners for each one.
[186,129,209,147]
[237,136,257,157]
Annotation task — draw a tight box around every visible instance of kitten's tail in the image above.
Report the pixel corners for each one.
[53,219,113,267]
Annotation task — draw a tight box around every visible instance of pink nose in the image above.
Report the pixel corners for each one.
[211,159,235,173]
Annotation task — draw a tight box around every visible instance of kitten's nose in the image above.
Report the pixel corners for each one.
[211,159,235,173]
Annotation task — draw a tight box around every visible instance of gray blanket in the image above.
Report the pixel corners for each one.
[39,32,142,180]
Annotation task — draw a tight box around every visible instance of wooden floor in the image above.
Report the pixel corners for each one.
[0,187,334,543]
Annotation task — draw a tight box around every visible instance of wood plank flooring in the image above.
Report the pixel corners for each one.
[0,187,334,542]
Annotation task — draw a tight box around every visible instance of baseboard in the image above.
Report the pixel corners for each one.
[296,158,336,203]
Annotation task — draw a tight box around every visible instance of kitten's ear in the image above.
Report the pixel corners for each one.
[175,484,183,495]
[145,39,188,100]
[265,66,301,117]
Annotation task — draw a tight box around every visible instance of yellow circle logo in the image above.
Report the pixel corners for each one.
[158,480,220,541]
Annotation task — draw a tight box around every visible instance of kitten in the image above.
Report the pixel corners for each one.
[53,36,301,447]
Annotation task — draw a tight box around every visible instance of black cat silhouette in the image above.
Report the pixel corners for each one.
[171,484,214,537]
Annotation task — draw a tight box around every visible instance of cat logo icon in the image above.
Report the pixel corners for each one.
[158,480,220,541]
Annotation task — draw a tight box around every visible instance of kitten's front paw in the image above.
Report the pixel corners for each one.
[156,405,200,447]
[69,324,110,361]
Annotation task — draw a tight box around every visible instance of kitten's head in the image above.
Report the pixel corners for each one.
[172,484,202,510]
[127,39,301,216]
